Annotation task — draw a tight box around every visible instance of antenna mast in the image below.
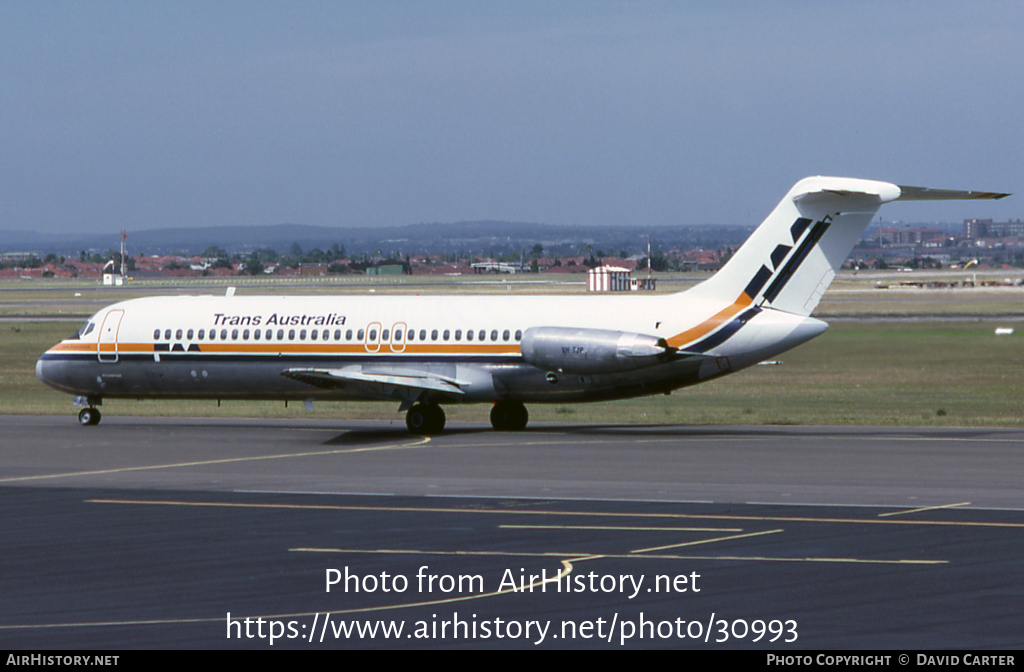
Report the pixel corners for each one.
[120,230,127,277]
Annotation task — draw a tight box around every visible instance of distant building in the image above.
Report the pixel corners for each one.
[299,263,327,276]
[876,227,944,246]
[471,260,528,274]
[964,218,1024,239]
[366,264,403,276]
[587,265,655,291]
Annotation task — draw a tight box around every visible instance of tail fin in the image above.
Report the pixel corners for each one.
[686,176,1009,317]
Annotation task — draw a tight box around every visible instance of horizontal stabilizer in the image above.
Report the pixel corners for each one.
[682,176,1010,319]
[897,186,1010,201]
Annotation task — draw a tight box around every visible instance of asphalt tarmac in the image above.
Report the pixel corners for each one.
[1,416,1022,649]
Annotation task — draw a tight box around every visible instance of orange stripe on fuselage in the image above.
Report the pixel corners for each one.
[666,293,754,349]
[52,341,520,357]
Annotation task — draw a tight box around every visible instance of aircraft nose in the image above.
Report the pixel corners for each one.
[36,350,70,392]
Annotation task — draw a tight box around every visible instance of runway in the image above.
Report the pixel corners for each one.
[1,416,1023,649]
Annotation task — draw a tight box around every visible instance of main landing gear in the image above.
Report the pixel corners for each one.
[406,403,446,435]
[489,400,529,431]
[404,400,530,434]
[78,407,101,426]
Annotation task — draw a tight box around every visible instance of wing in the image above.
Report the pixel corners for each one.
[281,366,468,403]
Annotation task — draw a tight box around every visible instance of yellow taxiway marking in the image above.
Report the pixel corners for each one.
[85,498,1024,529]
[291,546,945,566]
[499,524,743,533]
[878,502,972,517]
[0,437,430,483]
[630,528,784,554]
[0,558,573,632]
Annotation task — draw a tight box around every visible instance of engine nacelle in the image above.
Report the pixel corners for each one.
[520,327,675,374]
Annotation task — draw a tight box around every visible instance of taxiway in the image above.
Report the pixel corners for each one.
[1,416,1022,649]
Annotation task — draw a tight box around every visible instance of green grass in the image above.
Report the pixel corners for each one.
[4,319,1022,426]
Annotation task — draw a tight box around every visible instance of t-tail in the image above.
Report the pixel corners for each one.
[687,176,1009,317]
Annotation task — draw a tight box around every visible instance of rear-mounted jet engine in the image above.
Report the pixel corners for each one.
[520,326,677,374]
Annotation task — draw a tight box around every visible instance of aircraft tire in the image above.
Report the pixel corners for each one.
[406,404,446,435]
[78,408,101,426]
[427,404,446,434]
[490,401,528,431]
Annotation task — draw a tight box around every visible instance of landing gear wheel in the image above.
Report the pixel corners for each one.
[78,407,101,426]
[490,401,528,431]
[406,403,446,435]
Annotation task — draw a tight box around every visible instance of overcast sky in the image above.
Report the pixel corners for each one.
[2,1,1021,235]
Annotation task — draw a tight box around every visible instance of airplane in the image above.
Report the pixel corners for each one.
[36,176,1008,434]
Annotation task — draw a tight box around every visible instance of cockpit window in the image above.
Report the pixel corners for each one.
[73,321,96,340]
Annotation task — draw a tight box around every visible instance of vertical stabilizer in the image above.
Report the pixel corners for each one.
[687,177,896,316]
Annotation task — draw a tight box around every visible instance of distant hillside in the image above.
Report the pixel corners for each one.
[1,221,754,257]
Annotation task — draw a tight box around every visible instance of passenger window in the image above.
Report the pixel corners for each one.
[502,330,510,341]
[164,329,172,340]
[288,329,295,340]
[345,329,352,340]
[369,330,377,341]
[253,329,261,340]
[431,329,438,341]
[407,330,414,342]
[395,330,402,341]
[187,329,194,340]
[490,330,498,341]
[231,329,238,340]
[465,330,472,341]
[382,329,389,340]
[479,330,486,341]
[515,330,522,340]
[198,329,205,339]
[221,329,228,340]
[310,329,317,341]
[277,329,285,340]
[455,330,462,341]
[209,330,216,341]
[443,329,450,340]
[300,329,307,340]
[242,329,249,340]
[175,329,181,340]
[420,330,427,341]
[153,329,160,340]
[357,329,365,340]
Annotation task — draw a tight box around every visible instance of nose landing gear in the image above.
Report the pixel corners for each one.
[78,407,102,426]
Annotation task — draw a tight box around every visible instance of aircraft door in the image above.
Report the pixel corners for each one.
[390,322,407,353]
[97,309,124,363]
[364,322,381,353]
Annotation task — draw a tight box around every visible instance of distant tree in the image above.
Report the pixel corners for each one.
[242,256,264,275]
[530,243,543,258]
[530,259,539,273]
[638,254,670,272]
[202,245,228,260]
[289,242,303,257]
